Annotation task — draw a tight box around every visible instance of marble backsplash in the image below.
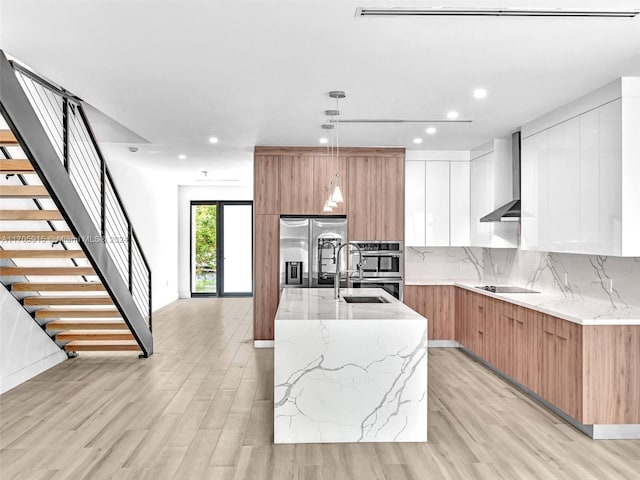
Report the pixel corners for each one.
[406,246,640,312]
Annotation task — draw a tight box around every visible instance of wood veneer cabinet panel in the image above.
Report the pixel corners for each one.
[582,325,640,424]
[525,310,545,396]
[347,155,405,240]
[404,285,455,340]
[376,156,404,241]
[312,155,348,215]
[279,156,315,214]
[253,215,279,340]
[454,288,469,345]
[254,155,280,214]
[347,156,377,240]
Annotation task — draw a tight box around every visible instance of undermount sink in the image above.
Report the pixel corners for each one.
[342,295,390,304]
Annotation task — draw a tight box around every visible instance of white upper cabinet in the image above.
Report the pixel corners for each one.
[405,152,470,247]
[405,161,426,246]
[521,77,638,256]
[450,162,470,246]
[469,139,518,248]
[425,161,450,246]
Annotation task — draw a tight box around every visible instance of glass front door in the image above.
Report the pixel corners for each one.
[191,201,253,297]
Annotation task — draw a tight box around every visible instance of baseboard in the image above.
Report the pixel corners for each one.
[428,340,459,348]
[254,340,274,349]
[0,350,67,395]
[592,424,640,440]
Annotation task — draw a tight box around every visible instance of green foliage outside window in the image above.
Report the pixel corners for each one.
[195,205,217,288]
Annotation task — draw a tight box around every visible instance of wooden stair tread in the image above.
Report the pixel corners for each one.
[46,320,128,330]
[0,185,49,198]
[63,341,141,352]
[0,231,75,241]
[24,296,113,306]
[36,309,120,319]
[0,266,94,276]
[11,282,105,292]
[0,210,63,221]
[0,159,34,174]
[0,130,18,146]
[56,331,134,341]
[0,249,85,259]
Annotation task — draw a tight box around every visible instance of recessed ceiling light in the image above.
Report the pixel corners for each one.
[426,127,437,135]
[473,88,488,99]
[179,154,186,160]
[319,137,328,144]
[447,111,459,120]
[208,137,219,144]
[413,138,423,144]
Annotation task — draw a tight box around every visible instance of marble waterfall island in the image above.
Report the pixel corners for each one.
[274,288,428,444]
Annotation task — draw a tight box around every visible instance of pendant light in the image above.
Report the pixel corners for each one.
[324,90,346,207]
[323,184,334,212]
[327,182,338,208]
[331,173,344,203]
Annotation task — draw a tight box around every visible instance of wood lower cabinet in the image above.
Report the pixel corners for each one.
[454,287,638,426]
[403,285,455,340]
[582,325,640,424]
[456,289,583,421]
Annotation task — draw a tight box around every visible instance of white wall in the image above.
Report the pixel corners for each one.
[105,158,179,311]
[0,284,67,394]
[178,185,252,297]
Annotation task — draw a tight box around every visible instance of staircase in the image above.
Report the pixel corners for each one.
[0,51,152,357]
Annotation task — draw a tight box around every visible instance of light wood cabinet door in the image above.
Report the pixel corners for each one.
[555,320,582,420]
[454,288,469,346]
[348,156,404,240]
[254,155,280,214]
[348,156,378,240]
[312,154,348,215]
[404,285,455,340]
[525,309,544,395]
[279,156,315,214]
[376,156,404,240]
[253,215,279,340]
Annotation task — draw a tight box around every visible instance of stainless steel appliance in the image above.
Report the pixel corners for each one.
[280,217,348,290]
[349,241,404,300]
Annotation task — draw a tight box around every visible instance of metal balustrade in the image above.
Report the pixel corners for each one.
[4,58,152,334]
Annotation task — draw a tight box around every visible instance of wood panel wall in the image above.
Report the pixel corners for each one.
[253,146,406,342]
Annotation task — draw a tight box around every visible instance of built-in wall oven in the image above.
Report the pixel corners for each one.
[349,241,404,300]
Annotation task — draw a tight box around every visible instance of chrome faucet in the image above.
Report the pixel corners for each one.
[334,241,363,299]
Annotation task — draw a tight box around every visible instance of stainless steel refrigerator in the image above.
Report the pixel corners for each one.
[279,217,347,290]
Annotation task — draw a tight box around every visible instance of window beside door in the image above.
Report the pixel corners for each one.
[191,201,253,297]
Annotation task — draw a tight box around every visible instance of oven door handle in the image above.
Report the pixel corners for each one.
[355,277,402,283]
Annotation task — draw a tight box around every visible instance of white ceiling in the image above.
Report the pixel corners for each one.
[1,0,640,183]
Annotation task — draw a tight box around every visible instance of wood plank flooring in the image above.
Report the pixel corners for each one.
[0,297,638,479]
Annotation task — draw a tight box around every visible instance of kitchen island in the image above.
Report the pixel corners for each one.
[274,288,428,444]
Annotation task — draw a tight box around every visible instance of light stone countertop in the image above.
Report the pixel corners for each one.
[274,287,428,444]
[405,280,640,326]
[275,287,426,322]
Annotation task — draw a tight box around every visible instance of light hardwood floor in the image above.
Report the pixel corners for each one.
[1,298,638,479]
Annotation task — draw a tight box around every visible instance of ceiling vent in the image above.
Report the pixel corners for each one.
[330,119,471,124]
[355,8,640,18]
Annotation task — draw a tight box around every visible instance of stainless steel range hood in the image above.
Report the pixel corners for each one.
[480,131,521,222]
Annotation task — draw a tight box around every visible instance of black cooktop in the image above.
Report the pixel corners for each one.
[475,285,539,294]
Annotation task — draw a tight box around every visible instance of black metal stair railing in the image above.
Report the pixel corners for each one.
[0,50,153,356]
